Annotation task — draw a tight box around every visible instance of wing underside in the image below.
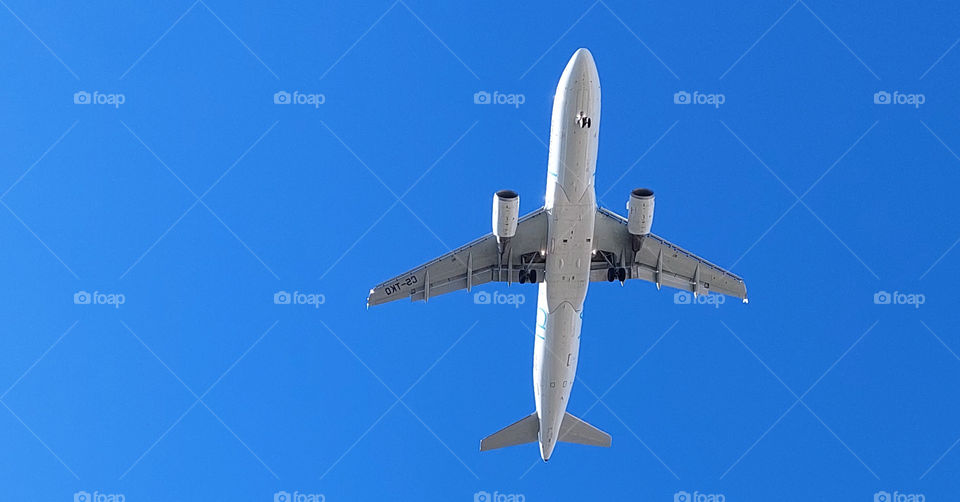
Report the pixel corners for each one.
[591,207,747,301]
[367,206,746,305]
[367,209,548,306]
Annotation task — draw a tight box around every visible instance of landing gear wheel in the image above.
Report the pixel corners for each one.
[519,270,528,284]
[528,270,538,283]
[607,268,616,282]
[617,267,627,282]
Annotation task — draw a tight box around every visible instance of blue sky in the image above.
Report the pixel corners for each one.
[2,0,959,500]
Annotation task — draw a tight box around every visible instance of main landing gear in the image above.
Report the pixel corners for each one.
[607,267,627,283]
[519,269,538,284]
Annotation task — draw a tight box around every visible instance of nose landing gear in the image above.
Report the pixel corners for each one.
[576,111,592,128]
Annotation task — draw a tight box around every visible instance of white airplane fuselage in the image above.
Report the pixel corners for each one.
[533,48,600,461]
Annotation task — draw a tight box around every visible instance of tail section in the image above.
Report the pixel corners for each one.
[558,412,611,447]
[480,413,539,452]
[480,412,611,456]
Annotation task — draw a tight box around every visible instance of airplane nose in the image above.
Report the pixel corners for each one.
[568,48,595,71]
[562,48,598,88]
[571,48,592,64]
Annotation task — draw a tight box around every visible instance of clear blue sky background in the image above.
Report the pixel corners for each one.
[2,1,959,500]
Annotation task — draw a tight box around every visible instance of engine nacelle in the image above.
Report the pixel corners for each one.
[627,188,655,235]
[492,190,520,242]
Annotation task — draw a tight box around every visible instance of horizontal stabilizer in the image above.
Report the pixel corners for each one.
[558,412,611,447]
[480,413,539,452]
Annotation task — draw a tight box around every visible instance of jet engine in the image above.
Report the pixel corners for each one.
[492,190,520,247]
[627,188,654,235]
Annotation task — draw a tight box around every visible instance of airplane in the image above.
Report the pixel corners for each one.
[367,48,747,461]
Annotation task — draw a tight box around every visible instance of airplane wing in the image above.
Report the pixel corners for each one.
[590,207,747,301]
[367,209,548,306]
